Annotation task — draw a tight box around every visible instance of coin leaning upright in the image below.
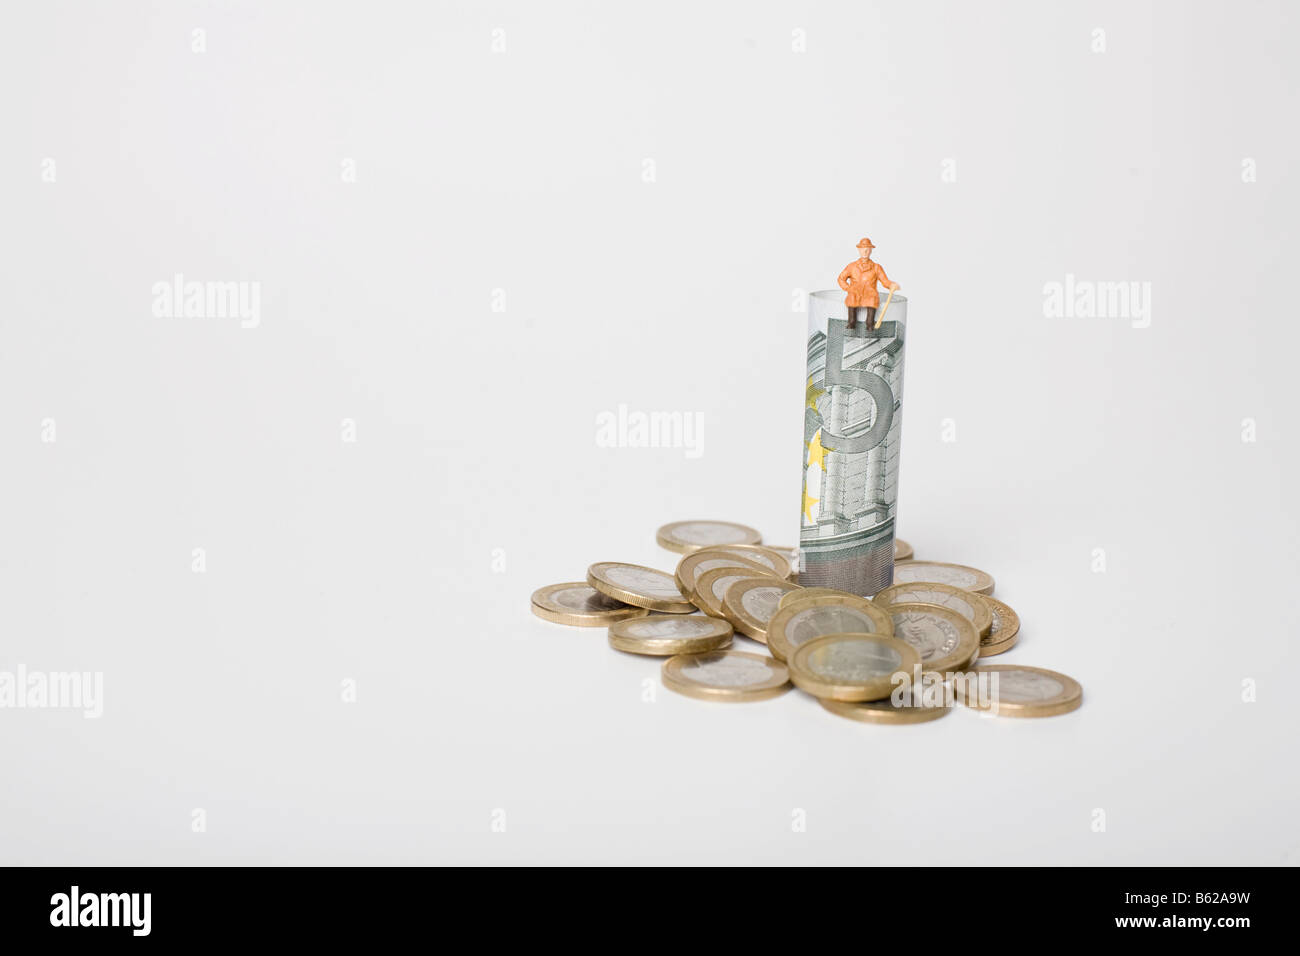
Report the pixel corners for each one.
[891,560,995,595]
[788,633,921,702]
[699,544,794,580]
[530,582,650,626]
[874,581,993,638]
[656,520,763,554]
[608,615,734,656]
[953,665,1082,717]
[587,562,695,613]
[674,551,776,600]
[660,650,790,702]
[721,577,803,642]
[980,596,1021,656]
[692,568,771,619]
[766,595,895,663]
[894,538,914,562]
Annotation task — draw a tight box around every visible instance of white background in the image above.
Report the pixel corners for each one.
[1,0,1296,865]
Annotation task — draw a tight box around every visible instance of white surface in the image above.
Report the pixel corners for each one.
[1,0,1297,865]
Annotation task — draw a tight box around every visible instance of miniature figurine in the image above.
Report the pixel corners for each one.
[837,238,900,330]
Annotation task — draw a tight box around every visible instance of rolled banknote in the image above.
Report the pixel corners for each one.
[799,290,908,596]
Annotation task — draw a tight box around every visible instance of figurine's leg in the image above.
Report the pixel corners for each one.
[865,306,878,329]
[846,307,858,330]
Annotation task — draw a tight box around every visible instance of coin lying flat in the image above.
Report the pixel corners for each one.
[700,544,794,580]
[587,562,694,613]
[656,521,763,554]
[721,577,803,642]
[980,596,1021,657]
[953,665,1082,717]
[894,538,914,562]
[674,551,775,601]
[692,568,771,619]
[888,602,980,674]
[661,650,790,702]
[891,560,994,595]
[788,633,921,702]
[766,596,895,663]
[608,615,733,656]
[777,586,862,609]
[530,582,650,627]
[820,696,950,725]
[874,581,993,638]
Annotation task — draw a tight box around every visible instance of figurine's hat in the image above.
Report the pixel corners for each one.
[856,237,875,249]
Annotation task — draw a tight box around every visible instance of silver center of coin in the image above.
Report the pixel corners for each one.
[807,641,903,681]
[715,548,777,571]
[710,574,752,601]
[681,655,774,687]
[673,523,748,545]
[987,607,1004,637]
[894,565,978,589]
[892,611,960,660]
[891,586,977,622]
[604,565,679,598]
[624,617,712,638]
[740,586,786,622]
[995,671,1065,702]
[788,606,881,647]
[554,586,622,612]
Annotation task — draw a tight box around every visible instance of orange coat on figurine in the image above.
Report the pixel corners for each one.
[838,238,899,329]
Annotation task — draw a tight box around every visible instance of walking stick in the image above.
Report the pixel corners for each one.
[874,286,896,329]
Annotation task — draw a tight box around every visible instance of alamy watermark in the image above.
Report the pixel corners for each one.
[1043,274,1151,328]
[1,665,103,718]
[152,273,261,328]
[596,404,704,459]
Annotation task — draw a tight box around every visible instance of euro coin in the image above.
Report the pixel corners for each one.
[887,602,980,674]
[530,582,650,627]
[660,650,790,702]
[953,665,1082,718]
[874,581,993,638]
[891,560,994,595]
[692,568,772,619]
[894,538,914,561]
[820,696,950,725]
[980,596,1021,656]
[587,562,694,613]
[777,586,861,609]
[656,520,762,554]
[674,551,776,600]
[608,615,733,656]
[766,596,894,663]
[699,544,794,580]
[721,577,803,642]
[788,633,921,702]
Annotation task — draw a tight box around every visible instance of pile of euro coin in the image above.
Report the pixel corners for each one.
[531,519,1082,723]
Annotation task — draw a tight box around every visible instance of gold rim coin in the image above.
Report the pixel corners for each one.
[788,633,921,702]
[697,544,794,580]
[778,586,862,609]
[953,665,1082,717]
[674,551,776,601]
[981,596,1021,656]
[692,568,772,619]
[608,615,733,656]
[660,650,790,702]
[820,696,950,725]
[766,595,894,663]
[530,582,650,627]
[656,520,762,554]
[587,562,694,613]
[721,577,803,642]
[890,560,995,595]
[894,538,914,561]
[874,581,993,638]
[887,602,980,674]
